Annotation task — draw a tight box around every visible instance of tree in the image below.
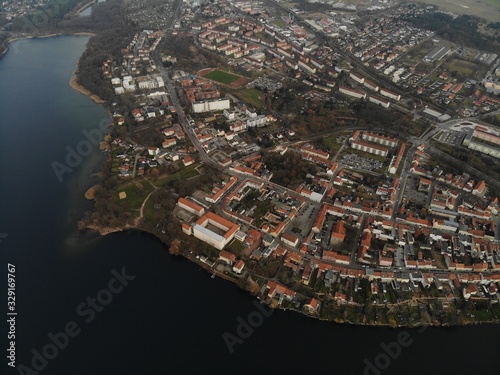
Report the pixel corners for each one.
[150,168,160,178]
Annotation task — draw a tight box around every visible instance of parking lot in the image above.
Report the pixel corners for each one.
[437,130,466,146]
[341,153,384,172]
[402,177,429,205]
[295,203,320,237]
[247,76,283,93]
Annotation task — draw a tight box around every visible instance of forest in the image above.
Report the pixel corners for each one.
[158,33,227,74]
[263,151,319,188]
[8,0,82,33]
[404,12,499,51]
[73,0,137,101]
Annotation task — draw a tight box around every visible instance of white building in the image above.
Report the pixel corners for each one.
[351,140,389,157]
[245,108,257,118]
[191,212,240,250]
[247,115,266,127]
[224,109,236,120]
[123,76,136,92]
[147,147,159,156]
[339,86,367,99]
[192,98,231,113]
[298,60,317,74]
[137,75,164,90]
[281,232,299,248]
[349,72,365,84]
[363,80,379,92]
[219,250,237,265]
[232,259,245,274]
[230,122,247,132]
[368,95,390,108]
[379,88,401,101]
[177,197,205,217]
[361,132,398,148]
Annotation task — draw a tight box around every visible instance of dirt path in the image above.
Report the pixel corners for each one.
[134,178,160,225]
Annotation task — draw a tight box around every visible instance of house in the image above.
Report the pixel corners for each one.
[182,223,192,235]
[463,283,478,300]
[232,259,245,274]
[219,250,237,265]
[163,128,175,137]
[132,108,143,121]
[162,138,177,148]
[303,298,320,314]
[326,162,338,176]
[379,256,393,267]
[246,228,262,246]
[281,232,299,248]
[183,156,195,167]
[177,197,205,217]
[330,221,346,243]
[147,147,159,156]
[265,280,296,302]
[472,180,486,196]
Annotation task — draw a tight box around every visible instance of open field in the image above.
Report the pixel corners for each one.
[272,19,286,28]
[227,239,245,256]
[202,70,240,85]
[155,163,201,186]
[321,134,346,156]
[406,0,500,23]
[231,87,264,108]
[117,181,155,211]
[444,58,488,80]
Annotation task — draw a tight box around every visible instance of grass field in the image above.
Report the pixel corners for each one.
[232,88,264,108]
[142,193,157,221]
[445,58,487,80]
[227,239,245,256]
[155,164,201,186]
[322,135,346,156]
[203,70,240,85]
[118,181,155,211]
[273,19,286,28]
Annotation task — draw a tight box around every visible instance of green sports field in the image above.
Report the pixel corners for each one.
[203,70,240,85]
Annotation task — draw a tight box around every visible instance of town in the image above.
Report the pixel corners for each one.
[15,0,499,326]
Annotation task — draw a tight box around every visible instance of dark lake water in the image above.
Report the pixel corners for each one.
[0,36,498,375]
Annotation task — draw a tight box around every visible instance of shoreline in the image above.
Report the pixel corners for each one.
[0,32,97,60]
[82,222,500,329]
[69,74,107,104]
